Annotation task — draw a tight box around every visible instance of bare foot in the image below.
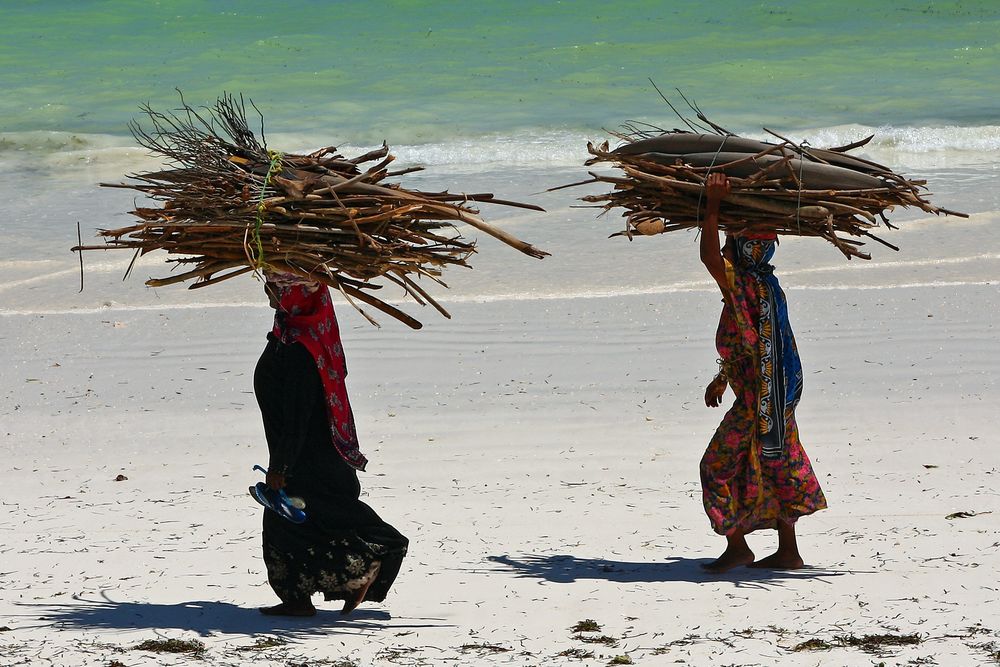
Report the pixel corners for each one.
[701,546,755,573]
[748,551,804,569]
[341,562,381,616]
[259,600,316,617]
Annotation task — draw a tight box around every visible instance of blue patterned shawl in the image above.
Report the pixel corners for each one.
[731,236,803,460]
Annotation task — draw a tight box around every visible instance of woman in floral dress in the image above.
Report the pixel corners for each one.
[698,173,827,573]
[254,271,408,615]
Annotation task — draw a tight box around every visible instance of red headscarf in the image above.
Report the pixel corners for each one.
[268,276,367,471]
[734,231,778,241]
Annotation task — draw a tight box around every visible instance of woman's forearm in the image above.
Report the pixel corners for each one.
[700,173,730,290]
[700,201,723,269]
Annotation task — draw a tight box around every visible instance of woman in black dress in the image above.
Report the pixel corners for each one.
[254,271,408,616]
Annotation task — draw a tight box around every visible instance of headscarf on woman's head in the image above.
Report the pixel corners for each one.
[264,269,322,293]
[737,231,778,241]
[265,270,367,471]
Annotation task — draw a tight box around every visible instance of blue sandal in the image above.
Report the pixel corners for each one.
[249,465,307,524]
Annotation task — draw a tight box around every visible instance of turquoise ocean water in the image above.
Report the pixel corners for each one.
[3,0,1000,137]
[1,1,998,314]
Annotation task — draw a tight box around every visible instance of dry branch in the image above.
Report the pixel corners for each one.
[73,93,547,328]
[568,101,965,260]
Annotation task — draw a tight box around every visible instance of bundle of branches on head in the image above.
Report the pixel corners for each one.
[567,90,965,260]
[74,93,547,328]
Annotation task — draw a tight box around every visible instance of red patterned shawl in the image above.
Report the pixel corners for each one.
[269,280,367,471]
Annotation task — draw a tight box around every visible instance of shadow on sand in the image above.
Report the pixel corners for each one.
[16,593,447,638]
[487,554,851,589]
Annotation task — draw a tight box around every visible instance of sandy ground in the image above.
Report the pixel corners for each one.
[1,282,998,666]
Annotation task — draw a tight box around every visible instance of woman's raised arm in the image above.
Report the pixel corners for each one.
[699,172,732,296]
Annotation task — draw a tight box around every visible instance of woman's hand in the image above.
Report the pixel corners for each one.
[266,470,286,490]
[704,172,731,211]
[705,375,728,408]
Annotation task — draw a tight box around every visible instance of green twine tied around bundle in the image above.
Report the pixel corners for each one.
[250,149,284,270]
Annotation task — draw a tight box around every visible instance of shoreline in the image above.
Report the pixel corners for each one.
[1,275,995,318]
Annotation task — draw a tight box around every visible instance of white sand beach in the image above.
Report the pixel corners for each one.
[2,273,998,665]
[4,2,1000,662]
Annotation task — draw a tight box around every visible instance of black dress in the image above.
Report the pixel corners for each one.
[254,334,408,605]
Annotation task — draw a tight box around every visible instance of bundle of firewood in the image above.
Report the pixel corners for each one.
[568,108,965,259]
[73,94,546,328]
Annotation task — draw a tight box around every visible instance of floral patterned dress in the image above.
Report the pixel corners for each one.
[700,237,827,535]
